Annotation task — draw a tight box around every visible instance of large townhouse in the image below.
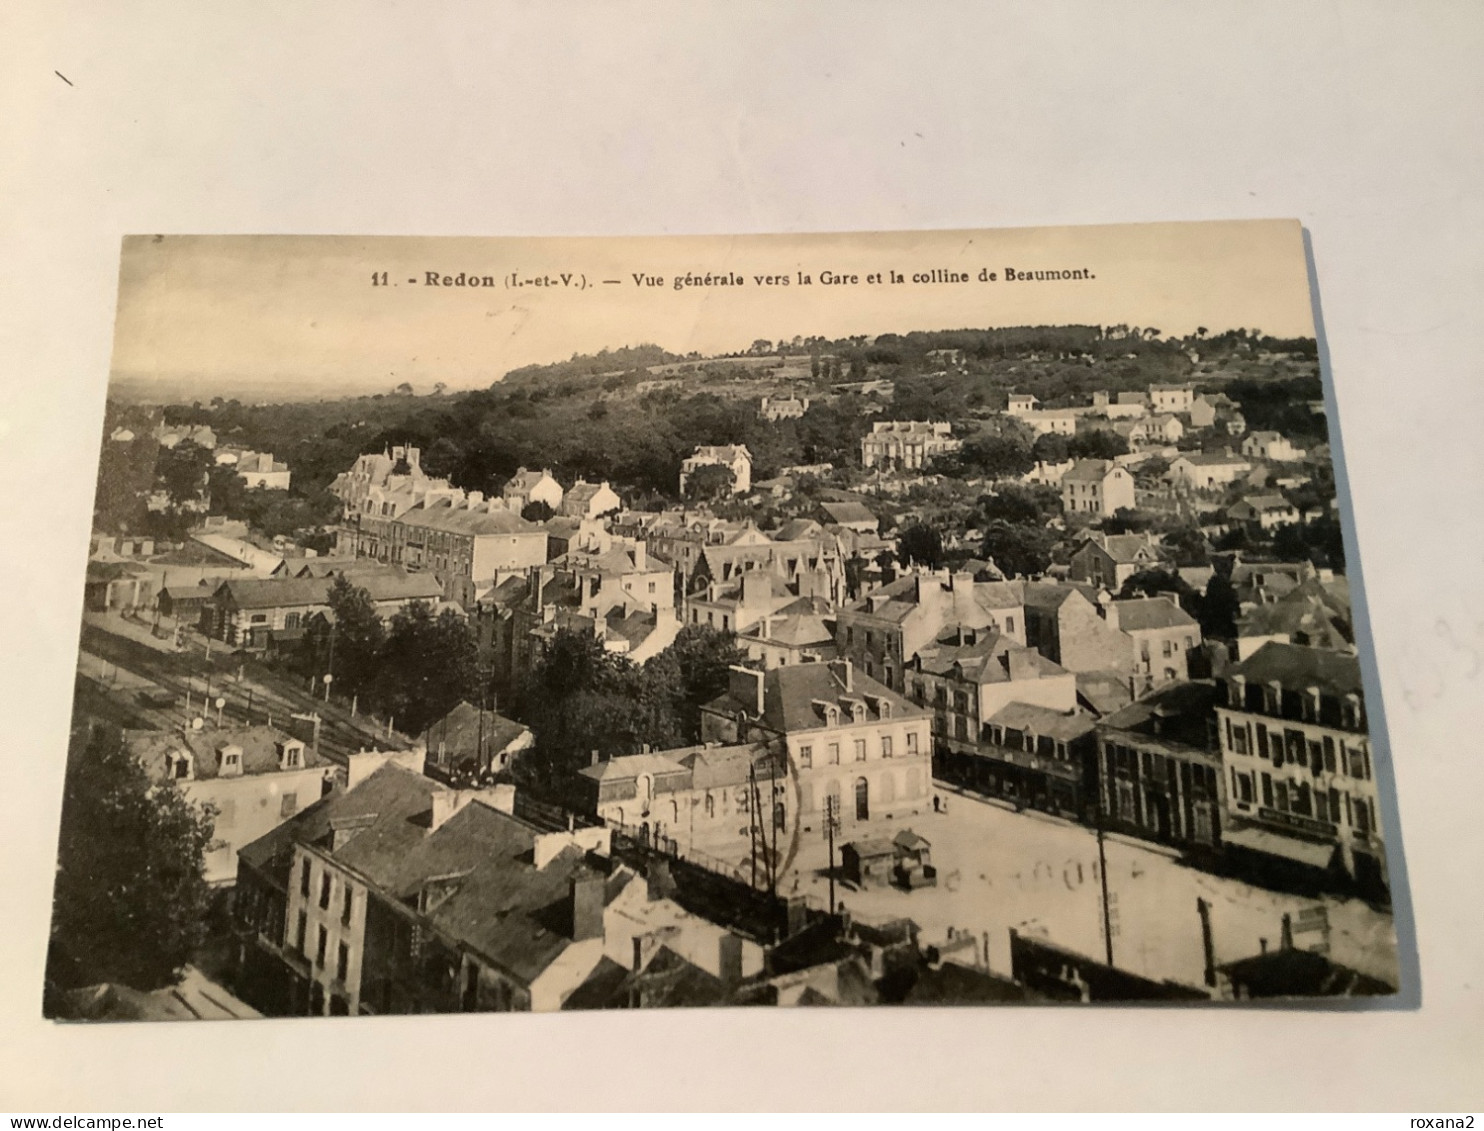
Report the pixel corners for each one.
[1213,642,1384,895]
[833,571,1027,695]
[1060,459,1136,517]
[390,498,548,608]
[700,660,933,835]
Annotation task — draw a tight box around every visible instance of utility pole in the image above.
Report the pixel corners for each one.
[825,794,839,915]
[768,755,779,899]
[1096,812,1115,967]
[748,764,759,891]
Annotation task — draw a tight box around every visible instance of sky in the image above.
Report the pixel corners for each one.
[108,221,1316,401]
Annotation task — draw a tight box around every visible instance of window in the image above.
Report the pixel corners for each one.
[336,942,349,983]
[1232,726,1249,756]
[1005,616,1015,634]
[799,745,812,769]
[319,873,332,910]
[1162,640,1173,658]
[294,910,307,951]
[854,739,867,762]
[315,925,328,967]
[905,731,918,754]
[250,613,268,624]
[1185,635,1194,649]
[828,743,840,765]
[281,792,299,818]
[1233,770,1254,804]
[1274,781,1289,812]
[955,716,968,740]
[284,747,301,768]
[704,793,715,818]
[300,858,311,897]
[1261,773,1274,807]
[1256,724,1269,759]
[342,887,353,926]
[881,735,893,759]
[1322,736,1336,773]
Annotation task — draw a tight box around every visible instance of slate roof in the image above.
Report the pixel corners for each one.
[1217,947,1394,998]
[424,701,532,757]
[578,752,693,786]
[1082,533,1161,564]
[1075,670,1136,717]
[1097,680,1219,750]
[819,501,877,527]
[703,662,927,735]
[676,743,780,791]
[396,501,541,537]
[236,763,441,884]
[986,703,1096,742]
[1111,596,1198,632]
[127,724,327,781]
[1062,459,1118,483]
[1228,641,1364,697]
[916,635,1067,685]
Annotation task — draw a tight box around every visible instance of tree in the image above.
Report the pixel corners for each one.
[955,435,1034,479]
[1199,575,1240,639]
[898,523,945,569]
[1030,432,1071,464]
[373,603,480,736]
[156,439,211,511]
[655,625,746,741]
[326,576,386,697]
[1067,430,1130,460]
[979,483,1061,526]
[49,726,215,993]
[521,499,556,522]
[683,463,735,502]
[982,521,1053,578]
[1119,568,1200,616]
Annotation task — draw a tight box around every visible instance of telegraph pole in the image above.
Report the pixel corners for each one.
[1096,813,1115,967]
[748,764,759,890]
[825,794,839,914]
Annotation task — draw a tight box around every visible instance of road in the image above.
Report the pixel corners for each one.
[779,786,1400,990]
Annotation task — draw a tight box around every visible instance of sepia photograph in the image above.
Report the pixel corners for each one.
[48,221,1400,1021]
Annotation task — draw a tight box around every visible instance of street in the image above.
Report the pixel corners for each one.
[780,786,1400,990]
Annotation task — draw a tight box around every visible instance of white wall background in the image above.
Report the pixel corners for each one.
[1,0,1481,1112]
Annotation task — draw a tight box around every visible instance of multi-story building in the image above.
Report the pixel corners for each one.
[331,446,465,561]
[1227,494,1300,531]
[903,626,1077,750]
[232,760,627,1017]
[1068,532,1163,589]
[1149,383,1194,415]
[859,421,959,470]
[700,660,933,835]
[1167,452,1252,491]
[680,445,754,496]
[1213,642,1384,893]
[501,468,564,514]
[936,703,1098,820]
[560,480,623,520]
[390,498,548,607]
[1104,595,1202,693]
[575,742,791,864]
[1060,459,1136,517]
[1094,680,1224,849]
[1241,432,1306,462]
[1023,582,1137,676]
[759,396,810,422]
[129,723,334,884]
[834,571,1026,695]
[204,568,444,649]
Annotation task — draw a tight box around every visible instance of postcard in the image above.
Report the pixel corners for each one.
[48,221,1398,1019]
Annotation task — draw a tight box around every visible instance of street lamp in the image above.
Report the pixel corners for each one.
[322,672,334,703]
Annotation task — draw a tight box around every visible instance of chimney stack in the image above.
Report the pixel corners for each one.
[570,871,605,942]
[728,665,766,716]
[830,658,854,693]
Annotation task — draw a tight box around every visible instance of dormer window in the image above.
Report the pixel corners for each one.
[1344,692,1363,729]
[278,740,305,771]
[1264,680,1283,715]
[1303,687,1322,722]
[1228,674,1246,708]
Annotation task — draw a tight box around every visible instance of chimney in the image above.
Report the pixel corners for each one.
[467,490,484,507]
[631,541,646,571]
[830,658,854,693]
[591,749,601,767]
[1006,648,1039,683]
[570,871,605,942]
[1100,599,1119,631]
[728,665,766,716]
[429,789,467,831]
[718,932,744,986]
